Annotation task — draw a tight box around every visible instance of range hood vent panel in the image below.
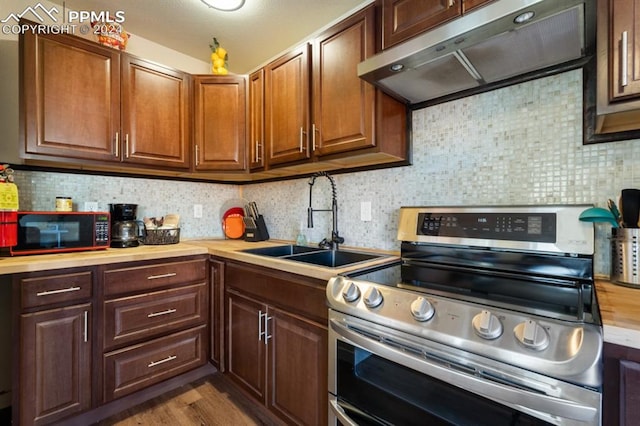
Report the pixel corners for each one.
[358,0,593,105]
[379,53,482,104]
[463,6,584,84]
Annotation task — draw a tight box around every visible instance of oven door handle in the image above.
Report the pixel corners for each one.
[330,319,599,423]
[329,399,359,426]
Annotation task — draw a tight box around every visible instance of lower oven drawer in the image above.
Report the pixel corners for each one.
[103,325,207,402]
[103,282,207,350]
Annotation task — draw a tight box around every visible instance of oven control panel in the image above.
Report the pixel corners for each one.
[417,212,556,242]
[397,205,594,255]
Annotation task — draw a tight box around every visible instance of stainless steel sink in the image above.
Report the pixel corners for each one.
[286,250,384,268]
[241,245,387,268]
[242,245,322,257]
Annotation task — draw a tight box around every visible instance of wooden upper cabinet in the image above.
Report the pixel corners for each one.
[381,0,495,49]
[21,30,121,162]
[193,75,247,171]
[264,44,311,166]
[248,70,265,170]
[382,0,461,49]
[121,56,191,169]
[311,5,376,157]
[596,0,640,134]
[607,0,640,101]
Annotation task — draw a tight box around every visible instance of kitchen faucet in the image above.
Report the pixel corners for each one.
[307,171,344,250]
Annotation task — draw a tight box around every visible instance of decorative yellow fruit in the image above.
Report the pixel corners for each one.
[213,58,225,69]
[210,52,219,62]
[215,47,227,60]
[216,67,228,75]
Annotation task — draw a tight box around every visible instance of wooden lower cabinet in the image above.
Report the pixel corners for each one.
[603,342,640,425]
[225,262,328,426]
[13,267,95,426]
[103,325,207,401]
[19,304,92,426]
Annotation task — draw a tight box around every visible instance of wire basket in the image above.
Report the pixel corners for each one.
[142,228,180,245]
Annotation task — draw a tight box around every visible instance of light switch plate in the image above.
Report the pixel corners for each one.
[194,204,203,218]
[83,201,99,212]
[360,201,372,222]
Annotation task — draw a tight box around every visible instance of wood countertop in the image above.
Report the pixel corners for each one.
[2,240,638,348]
[595,279,640,349]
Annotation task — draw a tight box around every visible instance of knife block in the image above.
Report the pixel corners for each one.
[245,214,270,242]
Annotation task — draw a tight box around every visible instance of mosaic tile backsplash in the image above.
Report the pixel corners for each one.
[9,69,640,276]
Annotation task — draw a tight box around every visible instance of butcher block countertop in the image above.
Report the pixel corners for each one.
[1,240,638,348]
[595,279,640,350]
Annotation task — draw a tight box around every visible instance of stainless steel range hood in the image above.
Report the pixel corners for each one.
[358,0,594,105]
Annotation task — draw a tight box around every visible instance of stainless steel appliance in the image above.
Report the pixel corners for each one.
[109,203,142,248]
[357,0,596,104]
[6,211,110,255]
[327,205,602,425]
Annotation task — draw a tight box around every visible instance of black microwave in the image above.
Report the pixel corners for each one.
[8,211,110,256]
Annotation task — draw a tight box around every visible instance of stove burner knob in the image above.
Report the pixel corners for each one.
[342,282,361,303]
[410,297,434,322]
[363,287,383,308]
[514,320,550,351]
[472,310,503,340]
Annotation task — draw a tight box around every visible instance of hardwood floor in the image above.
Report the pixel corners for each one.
[97,373,284,426]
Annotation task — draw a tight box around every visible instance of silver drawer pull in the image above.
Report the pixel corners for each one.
[147,355,177,368]
[147,308,177,318]
[147,273,177,280]
[36,286,81,296]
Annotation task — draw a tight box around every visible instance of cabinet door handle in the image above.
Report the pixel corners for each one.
[312,123,318,151]
[125,134,130,158]
[83,310,89,343]
[621,31,628,87]
[146,272,177,280]
[255,141,262,163]
[147,308,177,318]
[147,355,177,368]
[114,132,119,157]
[195,144,200,166]
[264,315,273,344]
[299,127,307,152]
[36,286,81,296]
[258,310,266,341]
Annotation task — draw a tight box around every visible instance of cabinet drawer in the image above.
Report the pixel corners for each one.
[104,258,207,296]
[103,282,208,350]
[103,325,207,402]
[19,270,92,309]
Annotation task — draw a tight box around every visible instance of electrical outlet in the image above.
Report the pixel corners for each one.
[83,201,99,212]
[193,204,203,218]
[360,201,372,222]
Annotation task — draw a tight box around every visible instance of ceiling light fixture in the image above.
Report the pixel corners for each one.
[200,0,245,11]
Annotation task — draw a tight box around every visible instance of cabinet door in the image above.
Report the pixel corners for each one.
[609,0,640,101]
[226,290,266,402]
[121,55,191,169]
[267,307,327,426]
[193,75,247,171]
[604,342,640,426]
[382,0,462,49]
[311,5,375,157]
[21,31,120,162]
[210,259,225,370]
[19,304,91,426]
[249,70,265,170]
[265,45,311,166]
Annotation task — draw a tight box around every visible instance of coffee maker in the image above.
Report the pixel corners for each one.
[109,203,142,248]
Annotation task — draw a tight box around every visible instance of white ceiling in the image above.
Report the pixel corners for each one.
[49,0,371,74]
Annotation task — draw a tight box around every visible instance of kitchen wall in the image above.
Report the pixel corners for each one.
[5,68,640,276]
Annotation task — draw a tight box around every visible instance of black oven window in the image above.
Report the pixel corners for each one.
[337,341,551,426]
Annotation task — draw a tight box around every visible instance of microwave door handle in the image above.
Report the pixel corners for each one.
[330,319,598,423]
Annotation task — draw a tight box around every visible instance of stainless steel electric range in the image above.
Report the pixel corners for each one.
[327,205,602,426]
